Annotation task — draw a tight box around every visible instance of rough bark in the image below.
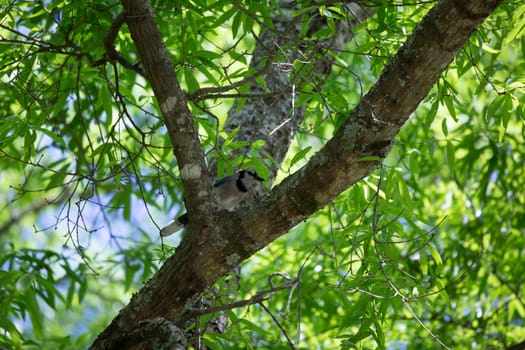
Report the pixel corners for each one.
[117,0,214,231]
[90,0,502,349]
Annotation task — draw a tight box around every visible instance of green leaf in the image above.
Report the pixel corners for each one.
[238,318,272,336]
[78,277,88,303]
[441,117,448,137]
[98,86,114,126]
[183,68,200,92]
[497,94,514,142]
[424,98,439,130]
[213,7,236,27]
[443,95,457,121]
[231,11,243,38]
[290,146,312,167]
[292,6,317,17]
[428,244,443,265]
[446,141,455,172]
[25,288,43,339]
[194,50,223,60]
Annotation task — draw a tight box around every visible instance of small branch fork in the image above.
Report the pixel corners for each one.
[178,252,314,349]
[182,276,298,323]
[103,12,146,76]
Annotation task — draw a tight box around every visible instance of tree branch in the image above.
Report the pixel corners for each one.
[177,276,299,325]
[102,12,147,76]
[119,0,213,227]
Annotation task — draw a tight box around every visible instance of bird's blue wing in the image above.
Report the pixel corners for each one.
[213,175,231,187]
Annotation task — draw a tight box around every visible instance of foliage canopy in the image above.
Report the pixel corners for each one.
[1,0,524,349]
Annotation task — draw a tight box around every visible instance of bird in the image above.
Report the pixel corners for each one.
[160,169,265,237]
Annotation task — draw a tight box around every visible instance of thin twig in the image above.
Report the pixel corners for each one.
[259,302,296,350]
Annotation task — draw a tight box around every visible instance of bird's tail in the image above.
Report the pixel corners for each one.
[160,213,188,236]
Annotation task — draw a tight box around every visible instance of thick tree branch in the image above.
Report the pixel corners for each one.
[90,1,501,348]
[240,0,501,249]
[119,0,213,223]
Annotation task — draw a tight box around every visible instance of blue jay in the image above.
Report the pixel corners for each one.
[160,170,265,236]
